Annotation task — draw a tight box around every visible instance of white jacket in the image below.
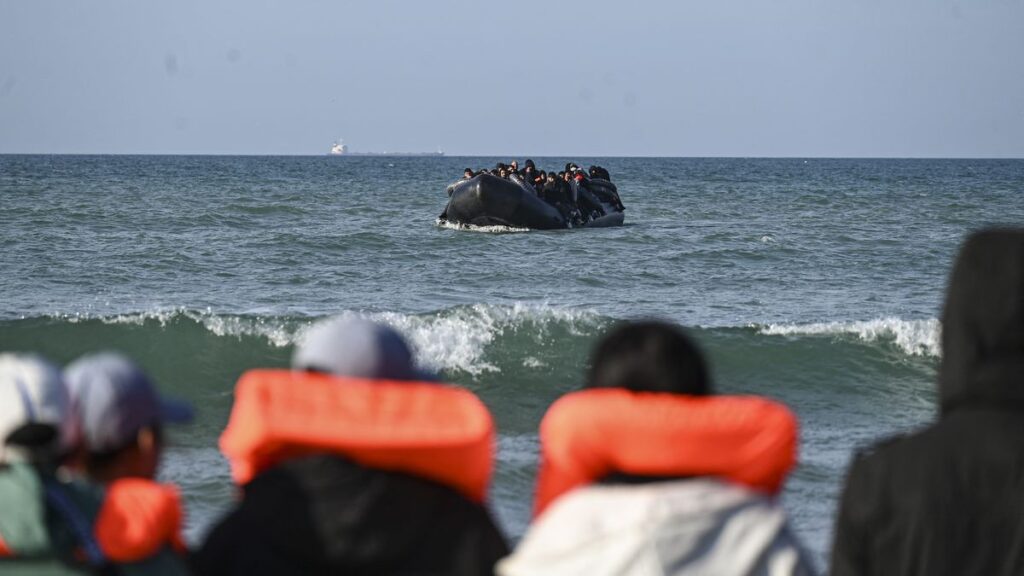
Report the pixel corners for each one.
[497,479,815,576]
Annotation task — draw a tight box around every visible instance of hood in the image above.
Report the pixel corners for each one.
[939,228,1024,413]
[496,479,813,576]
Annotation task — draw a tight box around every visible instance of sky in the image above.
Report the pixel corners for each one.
[1,0,1022,157]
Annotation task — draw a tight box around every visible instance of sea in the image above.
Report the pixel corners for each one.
[2,154,1023,568]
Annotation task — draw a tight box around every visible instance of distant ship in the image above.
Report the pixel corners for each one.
[329,139,443,157]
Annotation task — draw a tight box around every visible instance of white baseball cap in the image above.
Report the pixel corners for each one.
[0,353,76,464]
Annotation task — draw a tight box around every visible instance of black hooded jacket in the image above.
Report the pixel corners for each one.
[831,229,1024,576]
[194,454,509,576]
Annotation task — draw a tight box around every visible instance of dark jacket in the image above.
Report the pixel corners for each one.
[831,229,1024,576]
[539,181,568,206]
[194,454,509,576]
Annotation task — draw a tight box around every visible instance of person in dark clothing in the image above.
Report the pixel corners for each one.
[533,170,546,190]
[195,317,509,576]
[589,165,611,180]
[463,168,474,179]
[198,454,507,576]
[831,228,1024,576]
[539,173,574,220]
[522,165,536,190]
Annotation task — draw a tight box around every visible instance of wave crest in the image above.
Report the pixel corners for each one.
[759,317,941,357]
[51,304,606,375]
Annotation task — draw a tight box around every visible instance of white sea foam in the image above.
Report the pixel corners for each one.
[58,308,304,347]
[52,303,605,375]
[366,303,602,375]
[760,317,941,357]
[434,219,531,233]
[522,356,546,368]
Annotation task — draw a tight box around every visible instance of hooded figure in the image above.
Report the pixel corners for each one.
[831,228,1024,576]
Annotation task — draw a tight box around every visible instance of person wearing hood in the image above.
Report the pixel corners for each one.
[497,321,814,576]
[194,317,508,576]
[831,228,1024,576]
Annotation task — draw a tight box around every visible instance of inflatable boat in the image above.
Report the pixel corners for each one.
[439,174,625,230]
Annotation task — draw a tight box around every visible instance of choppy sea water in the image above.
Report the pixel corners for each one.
[2,154,1023,567]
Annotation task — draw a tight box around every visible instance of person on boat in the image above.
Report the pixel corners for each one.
[533,170,546,189]
[569,175,607,220]
[195,317,509,576]
[0,354,191,575]
[831,228,1024,576]
[509,160,519,175]
[496,321,814,576]
[463,168,474,179]
[588,165,611,181]
[522,165,537,190]
[540,172,575,220]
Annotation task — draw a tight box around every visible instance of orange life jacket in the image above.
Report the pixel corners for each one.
[219,369,495,503]
[0,535,11,557]
[94,478,186,562]
[534,388,798,516]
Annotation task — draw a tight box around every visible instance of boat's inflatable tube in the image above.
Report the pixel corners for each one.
[219,370,495,502]
[442,174,624,230]
[533,388,798,515]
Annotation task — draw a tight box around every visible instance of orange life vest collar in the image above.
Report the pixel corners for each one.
[94,478,186,562]
[534,388,798,516]
[220,369,495,502]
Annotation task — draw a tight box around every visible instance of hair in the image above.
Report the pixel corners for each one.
[84,424,163,478]
[586,320,711,395]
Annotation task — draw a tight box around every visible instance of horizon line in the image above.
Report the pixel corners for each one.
[2,152,1023,161]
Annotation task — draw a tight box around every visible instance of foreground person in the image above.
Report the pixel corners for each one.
[498,321,814,576]
[63,352,194,573]
[831,228,1024,576]
[195,317,508,576]
[0,353,190,575]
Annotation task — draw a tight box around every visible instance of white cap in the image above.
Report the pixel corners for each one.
[0,353,76,464]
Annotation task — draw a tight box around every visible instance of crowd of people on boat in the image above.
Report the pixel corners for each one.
[461,159,612,189]
[457,159,622,223]
[2,227,1023,575]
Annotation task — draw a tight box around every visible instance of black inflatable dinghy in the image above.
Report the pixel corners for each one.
[439,174,624,230]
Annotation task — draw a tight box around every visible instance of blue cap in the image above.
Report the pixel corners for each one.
[292,316,435,382]
[65,352,194,453]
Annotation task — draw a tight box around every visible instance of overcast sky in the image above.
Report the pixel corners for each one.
[1,0,1022,157]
